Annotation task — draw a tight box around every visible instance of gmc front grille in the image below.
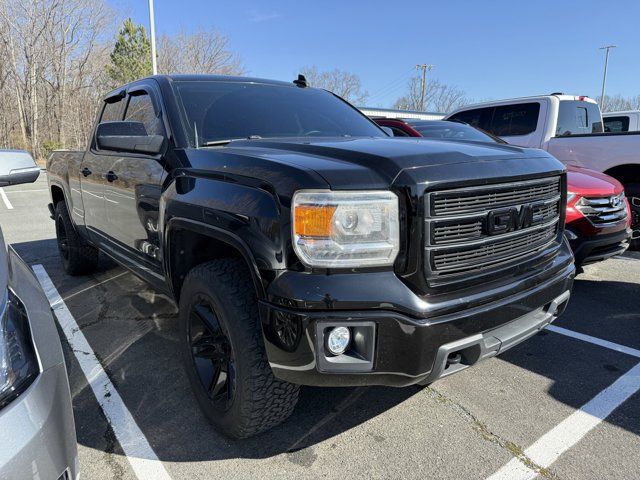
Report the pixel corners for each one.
[425,176,563,285]
[575,193,627,224]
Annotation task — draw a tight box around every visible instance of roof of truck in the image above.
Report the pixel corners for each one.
[602,110,640,116]
[104,74,298,99]
[158,74,294,87]
[448,94,597,111]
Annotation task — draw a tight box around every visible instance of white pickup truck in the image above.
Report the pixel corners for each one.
[603,111,640,133]
[446,94,639,248]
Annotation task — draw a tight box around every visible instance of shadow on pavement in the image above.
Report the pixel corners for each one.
[15,238,640,462]
[14,239,421,462]
[499,276,640,437]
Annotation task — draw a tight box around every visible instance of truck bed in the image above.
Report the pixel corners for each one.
[547,131,640,172]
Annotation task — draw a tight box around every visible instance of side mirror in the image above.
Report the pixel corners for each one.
[96,121,165,155]
[0,150,40,187]
[380,126,394,137]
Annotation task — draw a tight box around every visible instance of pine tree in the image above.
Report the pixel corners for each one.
[106,19,153,88]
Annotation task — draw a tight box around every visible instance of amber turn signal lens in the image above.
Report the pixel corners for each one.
[294,205,336,237]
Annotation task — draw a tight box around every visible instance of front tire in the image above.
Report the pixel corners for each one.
[625,183,640,251]
[179,259,299,438]
[55,201,99,275]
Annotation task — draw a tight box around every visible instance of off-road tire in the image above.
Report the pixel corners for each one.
[54,201,99,275]
[625,183,640,251]
[179,258,299,438]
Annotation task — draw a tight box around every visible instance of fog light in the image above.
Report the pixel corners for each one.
[326,327,350,355]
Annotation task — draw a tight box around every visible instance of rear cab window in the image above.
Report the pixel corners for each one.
[555,100,604,136]
[603,115,630,133]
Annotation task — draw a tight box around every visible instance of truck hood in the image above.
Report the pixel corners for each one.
[220,137,552,189]
[567,165,624,196]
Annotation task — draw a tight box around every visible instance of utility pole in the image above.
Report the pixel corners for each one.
[599,45,616,110]
[416,64,435,111]
[148,0,158,75]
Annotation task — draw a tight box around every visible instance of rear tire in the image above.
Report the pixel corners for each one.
[179,258,299,439]
[625,183,640,251]
[54,201,99,275]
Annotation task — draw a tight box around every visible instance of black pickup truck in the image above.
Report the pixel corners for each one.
[47,74,575,438]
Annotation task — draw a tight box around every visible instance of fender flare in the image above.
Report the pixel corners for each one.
[164,217,267,300]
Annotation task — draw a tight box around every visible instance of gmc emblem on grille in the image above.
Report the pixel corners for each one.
[485,204,535,235]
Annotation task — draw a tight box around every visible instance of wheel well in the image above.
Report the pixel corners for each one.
[603,164,640,187]
[168,228,261,301]
[51,185,65,206]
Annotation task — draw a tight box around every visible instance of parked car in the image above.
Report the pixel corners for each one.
[374,118,632,267]
[603,111,640,133]
[564,167,631,267]
[374,118,507,142]
[47,74,574,438]
[445,94,640,249]
[0,151,78,480]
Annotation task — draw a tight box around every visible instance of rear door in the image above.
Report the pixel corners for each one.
[80,93,125,244]
[103,85,167,273]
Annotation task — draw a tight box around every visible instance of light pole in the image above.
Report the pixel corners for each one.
[148,0,158,75]
[416,64,435,111]
[599,45,616,110]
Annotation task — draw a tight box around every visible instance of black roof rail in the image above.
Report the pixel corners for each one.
[550,92,565,96]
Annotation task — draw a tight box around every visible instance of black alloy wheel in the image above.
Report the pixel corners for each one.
[188,298,235,409]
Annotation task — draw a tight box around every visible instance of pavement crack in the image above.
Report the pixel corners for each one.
[424,386,559,479]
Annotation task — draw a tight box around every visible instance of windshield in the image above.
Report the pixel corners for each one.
[411,121,503,143]
[173,81,384,146]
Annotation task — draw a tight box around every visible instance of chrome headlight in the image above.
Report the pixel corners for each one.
[292,190,400,268]
[0,290,38,409]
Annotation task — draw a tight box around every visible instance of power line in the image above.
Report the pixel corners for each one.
[367,68,417,102]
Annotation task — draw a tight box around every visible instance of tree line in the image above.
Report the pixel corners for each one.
[1,1,635,161]
[0,0,244,161]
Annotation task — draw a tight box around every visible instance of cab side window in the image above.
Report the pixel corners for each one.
[604,116,630,133]
[124,92,164,136]
[450,104,540,137]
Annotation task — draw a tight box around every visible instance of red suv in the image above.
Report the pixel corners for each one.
[374,118,632,267]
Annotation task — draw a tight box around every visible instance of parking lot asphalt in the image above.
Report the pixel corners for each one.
[1,174,639,480]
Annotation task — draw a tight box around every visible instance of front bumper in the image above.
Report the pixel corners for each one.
[0,364,78,480]
[568,227,631,267]
[261,244,575,387]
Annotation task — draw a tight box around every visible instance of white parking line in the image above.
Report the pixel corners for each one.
[488,327,640,479]
[33,264,172,480]
[488,362,640,480]
[1,188,48,193]
[547,325,640,359]
[0,188,13,209]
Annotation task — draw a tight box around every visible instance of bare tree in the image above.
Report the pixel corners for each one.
[0,0,115,160]
[299,66,369,104]
[0,3,246,161]
[596,94,640,112]
[158,29,244,75]
[394,76,470,113]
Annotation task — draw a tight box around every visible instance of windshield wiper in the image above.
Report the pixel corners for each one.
[201,135,262,147]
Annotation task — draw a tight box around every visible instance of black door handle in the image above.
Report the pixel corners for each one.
[106,171,118,182]
[81,167,92,177]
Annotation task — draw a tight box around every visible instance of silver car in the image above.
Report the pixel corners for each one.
[0,151,78,480]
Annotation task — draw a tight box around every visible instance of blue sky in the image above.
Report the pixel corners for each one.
[110,0,640,108]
